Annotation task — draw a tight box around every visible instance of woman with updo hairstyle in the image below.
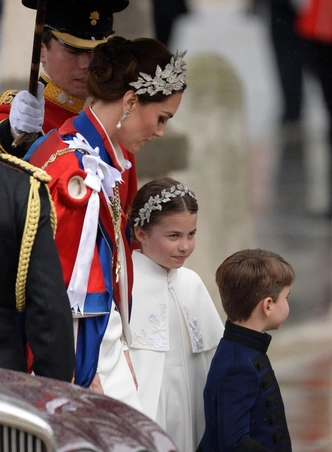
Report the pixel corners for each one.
[25,37,187,412]
[128,176,224,451]
[87,36,180,104]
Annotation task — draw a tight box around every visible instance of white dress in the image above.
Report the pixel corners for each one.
[72,304,142,412]
[98,303,143,412]
[71,228,142,413]
[129,250,224,451]
[97,235,142,412]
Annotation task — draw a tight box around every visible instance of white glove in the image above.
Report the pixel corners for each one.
[9,81,45,137]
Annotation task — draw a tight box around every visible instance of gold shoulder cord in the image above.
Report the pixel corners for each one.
[0,142,7,154]
[0,154,57,312]
[0,89,18,105]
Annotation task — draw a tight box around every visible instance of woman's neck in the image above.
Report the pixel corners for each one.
[90,100,121,143]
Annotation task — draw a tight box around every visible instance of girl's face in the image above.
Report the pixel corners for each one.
[135,211,197,270]
[118,91,183,154]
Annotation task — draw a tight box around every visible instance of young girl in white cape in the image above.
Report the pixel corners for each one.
[128,177,224,451]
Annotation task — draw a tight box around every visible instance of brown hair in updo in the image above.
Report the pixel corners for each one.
[128,177,198,241]
[86,36,187,104]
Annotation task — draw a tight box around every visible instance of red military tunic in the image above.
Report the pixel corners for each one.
[26,106,134,387]
[0,72,137,212]
[296,0,332,44]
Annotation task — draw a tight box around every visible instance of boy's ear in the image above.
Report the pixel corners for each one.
[261,297,274,317]
[134,226,147,245]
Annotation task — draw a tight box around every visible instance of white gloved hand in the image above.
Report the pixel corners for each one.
[9,81,45,137]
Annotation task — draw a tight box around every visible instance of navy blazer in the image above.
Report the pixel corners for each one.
[197,320,292,452]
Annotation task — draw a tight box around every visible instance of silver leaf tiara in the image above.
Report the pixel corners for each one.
[129,50,187,96]
[134,183,196,227]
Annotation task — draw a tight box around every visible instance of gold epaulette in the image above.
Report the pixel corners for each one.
[40,73,86,114]
[0,153,57,312]
[0,89,18,105]
[0,153,51,183]
[0,78,86,113]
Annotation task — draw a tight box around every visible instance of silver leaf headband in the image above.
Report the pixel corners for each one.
[129,50,187,96]
[134,183,196,227]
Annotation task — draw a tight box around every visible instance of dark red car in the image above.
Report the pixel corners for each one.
[0,368,177,451]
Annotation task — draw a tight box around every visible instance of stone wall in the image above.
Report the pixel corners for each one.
[0,0,35,88]
[165,53,255,314]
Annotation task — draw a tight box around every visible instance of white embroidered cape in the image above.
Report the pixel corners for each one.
[129,250,224,450]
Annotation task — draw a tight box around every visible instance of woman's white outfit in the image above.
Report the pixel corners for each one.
[130,250,224,451]
[98,303,142,412]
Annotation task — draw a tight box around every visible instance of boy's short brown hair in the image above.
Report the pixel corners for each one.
[215,248,295,322]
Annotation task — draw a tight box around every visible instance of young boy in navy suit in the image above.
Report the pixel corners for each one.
[198,248,294,452]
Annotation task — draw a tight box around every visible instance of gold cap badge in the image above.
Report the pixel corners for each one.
[89,11,100,26]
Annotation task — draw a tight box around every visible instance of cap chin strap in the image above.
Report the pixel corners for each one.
[51,30,113,52]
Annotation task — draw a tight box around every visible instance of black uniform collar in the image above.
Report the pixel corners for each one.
[224,320,272,353]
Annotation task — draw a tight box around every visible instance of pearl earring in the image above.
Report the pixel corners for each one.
[116,110,130,129]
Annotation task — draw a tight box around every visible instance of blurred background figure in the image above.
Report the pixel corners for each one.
[151,0,191,47]
[247,0,304,127]
[296,0,332,213]
[246,0,332,216]
[268,0,304,127]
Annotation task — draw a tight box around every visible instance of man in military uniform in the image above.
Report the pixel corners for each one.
[0,153,75,382]
[0,0,137,211]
